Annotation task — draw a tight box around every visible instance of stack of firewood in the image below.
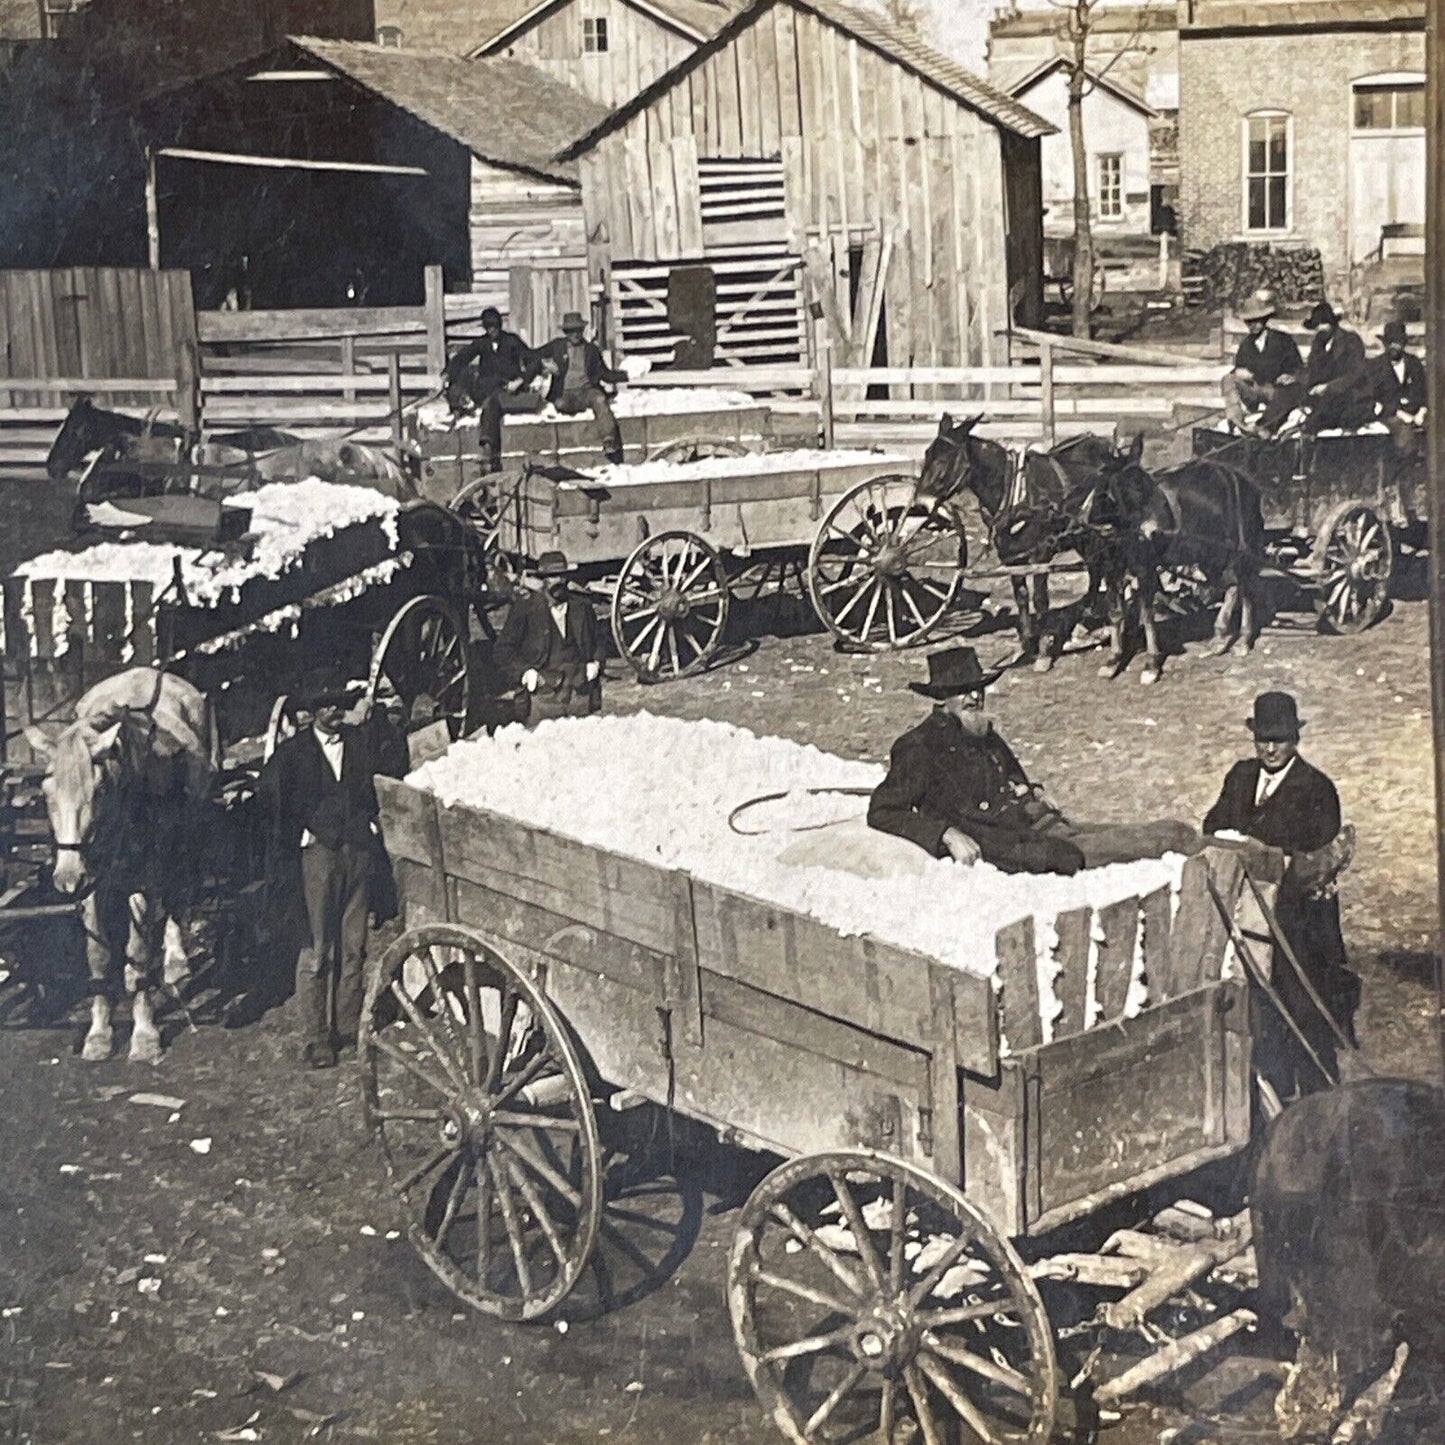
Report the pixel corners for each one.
[1183,243,1326,311]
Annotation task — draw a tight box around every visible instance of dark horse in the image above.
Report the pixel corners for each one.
[920,415,1146,674]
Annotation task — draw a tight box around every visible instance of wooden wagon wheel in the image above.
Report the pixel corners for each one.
[647,437,751,465]
[611,530,730,682]
[1312,500,1393,634]
[807,475,967,651]
[729,1151,1058,1445]
[360,923,604,1321]
[369,595,473,741]
[450,475,522,594]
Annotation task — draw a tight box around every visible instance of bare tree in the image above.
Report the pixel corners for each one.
[1043,0,1160,336]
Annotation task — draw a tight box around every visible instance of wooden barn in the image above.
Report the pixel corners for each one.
[137,37,605,323]
[475,0,741,108]
[557,0,1052,370]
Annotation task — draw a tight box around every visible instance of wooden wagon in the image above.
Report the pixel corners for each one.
[362,762,1278,1442]
[460,449,972,681]
[404,390,783,505]
[1191,422,1423,633]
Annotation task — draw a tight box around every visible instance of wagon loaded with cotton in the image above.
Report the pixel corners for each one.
[0,482,486,1010]
[459,448,971,680]
[1190,422,1424,633]
[361,713,1281,1441]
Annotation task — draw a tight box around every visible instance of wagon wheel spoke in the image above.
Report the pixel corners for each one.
[804,1361,869,1437]
[397,1142,461,1197]
[888,1177,907,1290]
[371,1029,456,1102]
[749,1265,857,1318]
[917,1350,1003,1445]
[768,1202,868,1298]
[503,1152,570,1268]
[495,1129,584,1210]
[756,1324,854,1366]
[487,1153,534,1297]
[905,1362,946,1445]
[463,959,488,1085]
[388,980,472,1095]
[827,1171,887,1291]
[485,987,519,1093]
[475,1156,493,1287]
[924,1332,1035,1400]
[432,1152,473,1252]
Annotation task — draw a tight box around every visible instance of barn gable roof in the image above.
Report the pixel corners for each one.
[1007,56,1157,119]
[291,36,608,184]
[557,0,1054,160]
[474,0,742,54]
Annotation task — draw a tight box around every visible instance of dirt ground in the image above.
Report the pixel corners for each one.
[0,472,1438,1445]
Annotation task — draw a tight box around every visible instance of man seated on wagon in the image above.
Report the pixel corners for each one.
[441,306,544,473]
[1222,288,1303,436]
[532,311,628,465]
[1363,320,1427,460]
[492,550,606,725]
[1296,300,1367,432]
[868,647,1199,876]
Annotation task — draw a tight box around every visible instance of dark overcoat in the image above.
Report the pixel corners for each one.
[1231,328,1303,386]
[493,590,605,713]
[1364,351,1428,417]
[532,338,627,405]
[867,710,1083,874]
[1304,326,1366,394]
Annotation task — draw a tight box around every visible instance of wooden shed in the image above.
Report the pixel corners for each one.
[557,0,1053,369]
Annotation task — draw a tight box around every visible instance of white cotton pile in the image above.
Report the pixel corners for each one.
[559,449,912,491]
[414,386,759,434]
[409,714,1184,998]
[14,481,400,607]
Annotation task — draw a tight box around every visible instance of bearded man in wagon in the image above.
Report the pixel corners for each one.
[868,647,1199,875]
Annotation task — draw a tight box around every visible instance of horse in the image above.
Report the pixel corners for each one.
[25,669,218,1064]
[919,415,1141,672]
[1116,451,1266,681]
[47,396,189,483]
[1252,1077,1445,1440]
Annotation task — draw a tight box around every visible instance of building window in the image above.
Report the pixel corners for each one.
[39,0,89,39]
[1096,154,1123,220]
[583,16,609,52]
[376,24,402,46]
[1244,112,1290,232]
[1353,82,1424,131]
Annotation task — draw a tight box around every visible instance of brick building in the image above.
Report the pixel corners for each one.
[1177,0,1425,283]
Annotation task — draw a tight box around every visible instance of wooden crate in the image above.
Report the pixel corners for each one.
[379,777,1261,1238]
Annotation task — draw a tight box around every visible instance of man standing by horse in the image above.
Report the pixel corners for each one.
[441,306,543,473]
[259,671,404,1070]
[1223,289,1303,435]
[868,647,1199,875]
[532,311,628,465]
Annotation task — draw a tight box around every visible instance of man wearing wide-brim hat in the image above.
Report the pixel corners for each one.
[868,646,1199,876]
[1224,287,1303,434]
[1204,690,1359,1097]
[1291,298,1367,433]
[532,311,628,465]
[492,550,606,724]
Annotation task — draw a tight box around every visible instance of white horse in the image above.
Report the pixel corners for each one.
[27,670,218,1063]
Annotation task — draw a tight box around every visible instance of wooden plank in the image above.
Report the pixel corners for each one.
[672,135,704,256]
[129,581,156,664]
[376,776,441,868]
[196,306,428,345]
[690,880,998,1076]
[90,581,126,663]
[926,962,963,1184]
[1095,897,1140,1022]
[996,916,1041,1052]
[1141,884,1174,999]
[1053,906,1092,1040]
[1174,849,1245,995]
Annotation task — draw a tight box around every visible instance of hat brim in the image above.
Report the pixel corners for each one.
[1241,310,1275,323]
[1246,717,1304,738]
[910,672,1003,699]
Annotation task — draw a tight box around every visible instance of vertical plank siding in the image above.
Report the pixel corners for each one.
[581,2,1020,367]
[468,160,587,317]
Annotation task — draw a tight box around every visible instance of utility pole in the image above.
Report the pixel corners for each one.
[1426,0,1445,1082]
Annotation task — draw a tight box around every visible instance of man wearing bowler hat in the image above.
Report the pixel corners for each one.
[1204,690,1359,1096]
[441,305,544,472]
[493,550,606,723]
[869,646,1199,876]
[259,669,405,1070]
[1223,288,1303,433]
[1364,320,1428,461]
[533,311,627,465]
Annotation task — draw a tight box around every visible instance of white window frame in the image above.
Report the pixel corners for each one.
[582,15,609,53]
[1350,72,1426,134]
[1095,153,1124,221]
[1242,110,1292,235]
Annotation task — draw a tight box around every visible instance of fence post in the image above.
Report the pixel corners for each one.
[340,334,356,402]
[1039,338,1056,445]
[819,322,835,450]
[388,352,403,450]
[176,337,200,436]
[424,265,446,380]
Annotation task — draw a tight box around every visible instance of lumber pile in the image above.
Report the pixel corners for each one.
[1184,242,1326,311]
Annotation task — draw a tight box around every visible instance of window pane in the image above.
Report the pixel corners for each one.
[1354,88,1391,128]
[1396,85,1425,127]
[1268,124,1287,172]
[1268,176,1286,229]
[1249,134,1267,173]
[1248,179,1266,230]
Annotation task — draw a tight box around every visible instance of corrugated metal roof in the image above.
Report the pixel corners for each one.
[560,0,1054,157]
[291,37,608,182]
[1182,0,1423,31]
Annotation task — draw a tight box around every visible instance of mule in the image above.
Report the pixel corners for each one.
[1120,453,1265,681]
[919,416,1139,671]
[27,669,217,1064]
[1252,1077,1445,1439]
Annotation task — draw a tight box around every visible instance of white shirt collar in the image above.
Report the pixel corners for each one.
[1254,754,1296,806]
[314,725,345,779]
[549,598,568,634]
[1393,356,1408,379]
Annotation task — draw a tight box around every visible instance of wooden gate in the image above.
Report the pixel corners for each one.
[0,267,197,408]
[610,241,808,369]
